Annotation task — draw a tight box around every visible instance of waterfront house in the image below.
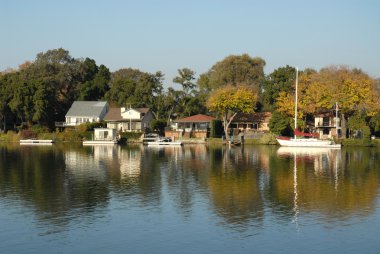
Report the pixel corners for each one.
[56,101,109,127]
[314,111,341,139]
[166,114,216,139]
[104,107,154,132]
[230,112,272,132]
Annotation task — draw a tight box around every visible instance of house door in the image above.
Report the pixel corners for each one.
[99,131,108,140]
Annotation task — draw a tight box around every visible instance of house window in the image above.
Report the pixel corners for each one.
[323,117,329,126]
[323,128,329,135]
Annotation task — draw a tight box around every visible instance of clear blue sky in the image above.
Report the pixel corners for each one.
[2,0,379,87]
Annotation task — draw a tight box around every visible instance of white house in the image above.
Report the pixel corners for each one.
[104,107,154,132]
[56,101,109,127]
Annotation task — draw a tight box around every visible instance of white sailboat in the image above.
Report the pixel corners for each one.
[276,68,341,148]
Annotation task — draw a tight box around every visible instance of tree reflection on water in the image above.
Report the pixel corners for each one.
[0,144,379,232]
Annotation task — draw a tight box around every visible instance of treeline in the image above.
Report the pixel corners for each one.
[1,48,379,137]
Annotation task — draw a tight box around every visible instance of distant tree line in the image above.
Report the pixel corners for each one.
[1,48,379,138]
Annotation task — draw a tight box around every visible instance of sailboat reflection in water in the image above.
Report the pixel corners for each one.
[277,147,342,229]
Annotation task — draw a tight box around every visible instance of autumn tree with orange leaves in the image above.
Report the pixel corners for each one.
[276,66,379,136]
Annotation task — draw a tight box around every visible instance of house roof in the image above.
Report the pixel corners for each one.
[136,108,150,114]
[175,114,216,123]
[104,108,123,121]
[65,101,108,117]
[104,107,151,122]
[232,112,272,123]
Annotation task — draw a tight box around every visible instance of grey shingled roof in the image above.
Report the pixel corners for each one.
[65,101,108,117]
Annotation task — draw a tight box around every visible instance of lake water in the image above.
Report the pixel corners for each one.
[0,143,379,254]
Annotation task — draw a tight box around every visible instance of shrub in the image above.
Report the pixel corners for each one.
[259,133,278,145]
[19,129,37,139]
[269,111,292,136]
[341,138,373,147]
[61,129,83,142]
[0,131,19,142]
[75,122,106,132]
[119,132,144,142]
[150,120,166,135]
[30,125,49,134]
[210,120,223,138]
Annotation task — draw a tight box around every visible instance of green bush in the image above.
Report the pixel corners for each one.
[269,111,292,136]
[259,133,278,145]
[150,120,166,135]
[60,129,83,142]
[120,132,144,142]
[31,125,50,133]
[19,129,37,139]
[37,132,57,140]
[0,131,19,142]
[341,138,373,147]
[75,122,106,132]
[80,131,93,141]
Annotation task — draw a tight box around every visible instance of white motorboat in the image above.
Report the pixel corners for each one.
[147,137,182,146]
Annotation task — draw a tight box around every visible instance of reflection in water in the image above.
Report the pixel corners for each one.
[207,146,266,230]
[293,152,299,230]
[0,144,380,252]
[275,147,379,224]
[277,148,342,230]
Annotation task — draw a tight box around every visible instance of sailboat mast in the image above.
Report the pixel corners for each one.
[294,67,298,139]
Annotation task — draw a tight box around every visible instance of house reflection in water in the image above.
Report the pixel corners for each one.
[61,144,380,229]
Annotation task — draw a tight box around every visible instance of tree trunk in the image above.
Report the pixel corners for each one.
[223,118,229,141]
[223,112,237,141]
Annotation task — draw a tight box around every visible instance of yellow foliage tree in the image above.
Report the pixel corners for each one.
[276,66,379,132]
[206,85,258,140]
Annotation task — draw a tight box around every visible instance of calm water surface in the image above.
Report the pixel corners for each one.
[0,143,379,253]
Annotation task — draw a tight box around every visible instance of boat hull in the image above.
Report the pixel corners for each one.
[276,137,341,148]
[147,141,183,146]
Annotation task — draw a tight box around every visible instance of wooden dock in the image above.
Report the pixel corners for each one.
[20,139,54,145]
[83,140,118,145]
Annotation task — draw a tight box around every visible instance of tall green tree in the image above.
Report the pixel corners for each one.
[173,68,196,94]
[160,87,182,124]
[105,68,164,118]
[23,48,86,122]
[262,65,296,111]
[0,48,112,129]
[0,72,18,130]
[199,54,266,94]
[77,64,111,100]
[172,68,206,117]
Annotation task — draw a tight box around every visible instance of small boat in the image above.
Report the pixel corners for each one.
[276,68,341,148]
[147,137,182,146]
